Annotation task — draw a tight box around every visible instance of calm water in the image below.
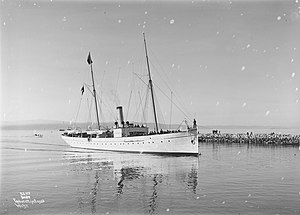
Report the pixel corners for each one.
[0,129,299,215]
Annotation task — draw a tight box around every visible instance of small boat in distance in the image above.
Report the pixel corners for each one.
[34,130,43,138]
[61,33,199,155]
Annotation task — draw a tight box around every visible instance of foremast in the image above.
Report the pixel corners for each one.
[143,32,159,133]
[87,52,101,130]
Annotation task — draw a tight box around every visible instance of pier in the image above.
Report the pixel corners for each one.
[198,132,300,145]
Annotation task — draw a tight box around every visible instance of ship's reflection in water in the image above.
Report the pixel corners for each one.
[63,150,199,214]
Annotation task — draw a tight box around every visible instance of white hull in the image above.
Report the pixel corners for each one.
[61,129,198,155]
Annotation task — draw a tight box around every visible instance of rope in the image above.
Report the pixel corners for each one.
[147,47,193,121]
[86,98,93,129]
[74,92,84,128]
[176,119,186,130]
[153,82,192,122]
[126,90,133,120]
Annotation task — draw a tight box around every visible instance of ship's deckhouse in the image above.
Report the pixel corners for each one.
[113,126,149,138]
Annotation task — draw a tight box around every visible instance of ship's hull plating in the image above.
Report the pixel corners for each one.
[61,130,198,154]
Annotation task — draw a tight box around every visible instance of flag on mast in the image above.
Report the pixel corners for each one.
[81,85,84,95]
[87,52,93,65]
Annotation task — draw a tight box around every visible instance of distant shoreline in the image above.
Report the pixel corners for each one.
[0,121,299,133]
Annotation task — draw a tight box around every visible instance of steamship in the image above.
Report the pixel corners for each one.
[61,33,199,155]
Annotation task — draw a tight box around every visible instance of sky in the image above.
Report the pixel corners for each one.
[1,0,300,127]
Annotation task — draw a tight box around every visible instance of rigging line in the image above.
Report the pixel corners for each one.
[132,64,142,122]
[96,88,115,120]
[86,82,115,121]
[95,90,116,121]
[86,98,93,128]
[147,46,174,92]
[169,91,173,130]
[84,85,99,127]
[74,95,83,127]
[125,69,135,121]
[84,83,94,97]
[126,90,133,120]
[153,89,166,130]
[176,119,186,130]
[148,58,191,117]
[93,72,105,124]
[97,96,105,123]
[85,84,101,124]
[148,61,193,120]
[91,69,108,123]
[127,70,147,123]
[131,88,146,123]
[133,72,149,87]
[133,71,151,122]
[172,90,193,119]
[147,48,192,118]
[139,90,147,124]
[147,44,191,117]
[142,85,150,126]
[99,70,106,121]
[153,82,192,122]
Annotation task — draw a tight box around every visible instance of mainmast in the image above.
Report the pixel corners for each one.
[143,33,159,133]
[87,52,101,130]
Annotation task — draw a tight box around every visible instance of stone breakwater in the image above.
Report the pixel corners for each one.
[198,133,300,145]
